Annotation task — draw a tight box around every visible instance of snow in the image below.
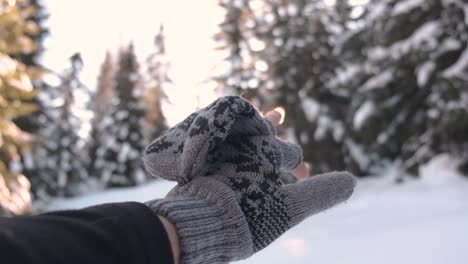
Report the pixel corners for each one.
[248,38,265,52]
[416,61,435,87]
[117,143,130,162]
[287,4,298,16]
[403,22,440,48]
[367,2,387,22]
[46,157,468,264]
[255,60,268,72]
[389,21,441,59]
[440,38,461,54]
[299,132,309,144]
[314,116,331,140]
[301,98,320,122]
[443,47,468,80]
[346,139,371,170]
[392,0,425,15]
[285,128,299,145]
[353,101,375,130]
[465,4,468,25]
[329,63,360,87]
[368,46,387,60]
[47,179,176,210]
[361,69,393,91]
[332,121,345,142]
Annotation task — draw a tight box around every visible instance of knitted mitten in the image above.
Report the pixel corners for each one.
[143,96,302,183]
[144,96,355,263]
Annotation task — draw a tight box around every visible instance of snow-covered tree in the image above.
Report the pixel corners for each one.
[144,25,169,143]
[262,0,350,174]
[94,44,147,187]
[92,51,115,131]
[338,0,468,177]
[216,0,468,177]
[88,51,115,177]
[214,0,265,104]
[215,0,350,174]
[27,54,88,197]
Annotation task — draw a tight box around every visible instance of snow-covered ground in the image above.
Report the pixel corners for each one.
[47,155,468,264]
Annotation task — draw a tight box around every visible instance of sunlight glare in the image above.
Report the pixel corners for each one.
[45,0,223,126]
[324,0,336,6]
[280,238,307,257]
[349,0,369,6]
[274,106,286,125]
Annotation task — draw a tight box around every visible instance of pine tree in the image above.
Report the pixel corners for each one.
[0,0,42,215]
[11,0,48,134]
[216,0,468,177]
[339,0,468,177]
[94,44,147,187]
[28,54,88,197]
[214,0,263,103]
[215,0,349,174]
[266,0,349,174]
[9,0,48,67]
[88,51,115,177]
[144,25,169,143]
[7,0,50,196]
[93,51,115,129]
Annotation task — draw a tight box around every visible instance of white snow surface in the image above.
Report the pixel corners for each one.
[47,156,468,264]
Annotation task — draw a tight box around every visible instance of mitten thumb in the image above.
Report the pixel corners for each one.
[276,139,303,171]
[283,171,356,227]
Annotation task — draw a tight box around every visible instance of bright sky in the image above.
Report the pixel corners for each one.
[43,0,224,125]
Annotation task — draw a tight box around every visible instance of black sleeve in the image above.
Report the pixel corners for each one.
[0,202,174,264]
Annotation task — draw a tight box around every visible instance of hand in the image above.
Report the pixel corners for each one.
[157,109,307,264]
[264,110,310,180]
[145,96,356,264]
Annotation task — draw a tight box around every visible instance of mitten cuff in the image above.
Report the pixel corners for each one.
[146,178,254,264]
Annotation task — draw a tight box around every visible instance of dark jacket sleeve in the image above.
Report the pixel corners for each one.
[0,202,174,264]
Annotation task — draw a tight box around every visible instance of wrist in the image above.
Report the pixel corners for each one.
[158,216,180,264]
[146,177,254,264]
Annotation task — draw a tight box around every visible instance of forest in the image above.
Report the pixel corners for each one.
[1,0,467,216]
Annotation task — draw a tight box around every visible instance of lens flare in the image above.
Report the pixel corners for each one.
[273,106,286,124]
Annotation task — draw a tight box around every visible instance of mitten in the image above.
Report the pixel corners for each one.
[144,96,356,263]
[143,96,301,183]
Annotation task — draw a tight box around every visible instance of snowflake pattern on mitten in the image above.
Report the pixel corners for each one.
[143,96,303,250]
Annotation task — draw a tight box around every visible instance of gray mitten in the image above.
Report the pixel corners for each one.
[143,96,302,183]
[144,96,356,263]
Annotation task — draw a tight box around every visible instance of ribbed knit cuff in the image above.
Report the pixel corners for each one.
[146,177,254,264]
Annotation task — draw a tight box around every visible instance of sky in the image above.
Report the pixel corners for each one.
[43,0,224,125]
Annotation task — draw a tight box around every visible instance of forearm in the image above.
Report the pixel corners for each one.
[0,202,174,264]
